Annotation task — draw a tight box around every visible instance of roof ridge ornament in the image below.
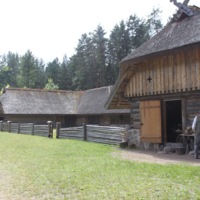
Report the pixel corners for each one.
[170,0,194,17]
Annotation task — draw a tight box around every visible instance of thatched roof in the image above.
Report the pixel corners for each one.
[121,6,200,64]
[0,87,130,115]
[0,88,83,115]
[77,86,129,114]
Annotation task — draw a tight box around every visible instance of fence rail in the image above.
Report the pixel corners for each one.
[87,125,124,144]
[34,125,49,137]
[58,126,83,139]
[0,121,52,138]
[19,123,34,134]
[0,122,8,132]
[10,123,19,133]
[56,123,125,145]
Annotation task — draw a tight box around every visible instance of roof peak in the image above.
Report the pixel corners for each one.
[4,86,114,94]
[5,87,75,93]
[170,0,194,21]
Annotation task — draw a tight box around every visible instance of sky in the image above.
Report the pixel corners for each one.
[0,0,199,63]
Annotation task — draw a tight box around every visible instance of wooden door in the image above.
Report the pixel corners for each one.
[140,100,162,143]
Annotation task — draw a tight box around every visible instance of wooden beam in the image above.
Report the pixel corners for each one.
[181,98,187,131]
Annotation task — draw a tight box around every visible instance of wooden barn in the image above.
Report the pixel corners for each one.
[106,2,200,146]
[0,87,130,127]
[0,88,83,126]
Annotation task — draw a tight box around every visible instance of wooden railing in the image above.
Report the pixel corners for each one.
[56,123,125,145]
[0,121,127,145]
[0,121,53,138]
[56,126,83,140]
[87,125,125,144]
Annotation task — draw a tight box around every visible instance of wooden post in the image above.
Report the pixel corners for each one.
[7,121,11,133]
[162,100,166,144]
[56,122,61,139]
[17,123,20,134]
[0,121,2,132]
[181,98,187,131]
[47,121,53,138]
[83,123,87,141]
[32,123,34,135]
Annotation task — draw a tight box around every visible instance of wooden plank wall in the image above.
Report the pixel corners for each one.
[124,46,200,97]
[186,97,200,126]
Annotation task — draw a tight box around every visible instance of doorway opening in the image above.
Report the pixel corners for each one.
[166,100,182,142]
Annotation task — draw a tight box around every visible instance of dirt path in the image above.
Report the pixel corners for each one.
[114,149,200,166]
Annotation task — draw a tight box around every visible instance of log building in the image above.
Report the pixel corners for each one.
[0,87,130,127]
[106,4,200,145]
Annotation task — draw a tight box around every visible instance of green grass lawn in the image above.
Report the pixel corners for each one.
[0,132,200,200]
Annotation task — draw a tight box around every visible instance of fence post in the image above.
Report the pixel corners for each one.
[0,121,2,132]
[32,123,34,135]
[47,121,53,138]
[17,123,20,134]
[83,123,87,141]
[56,122,61,139]
[7,121,11,132]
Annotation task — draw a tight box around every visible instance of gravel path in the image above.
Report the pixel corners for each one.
[114,149,200,166]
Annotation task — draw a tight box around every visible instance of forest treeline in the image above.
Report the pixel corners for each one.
[0,9,164,91]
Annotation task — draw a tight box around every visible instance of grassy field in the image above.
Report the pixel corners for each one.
[0,132,200,200]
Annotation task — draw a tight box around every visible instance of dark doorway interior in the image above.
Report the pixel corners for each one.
[166,100,182,142]
[64,115,76,127]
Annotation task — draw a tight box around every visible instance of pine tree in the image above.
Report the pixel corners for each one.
[17,50,37,88]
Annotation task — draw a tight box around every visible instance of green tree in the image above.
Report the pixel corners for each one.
[58,55,72,90]
[72,33,94,90]
[70,26,108,90]
[18,50,37,88]
[127,15,149,49]
[44,78,59,90]
[0,7,163,91]
[92,25,108,87]
[146,8,163,37]
[45,58,60,86]
[67,54,80,90]
[34,58,46,88]
[3,52,20,87]
[0,66,12,90]
[106,9,163,84]
[108,20,130,84]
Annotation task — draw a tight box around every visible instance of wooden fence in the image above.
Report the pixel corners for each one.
[56,126,83,140]
[87,125,125,144]
[0,121,126,145]
[56,123,125,145]
[0,121,53,138]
